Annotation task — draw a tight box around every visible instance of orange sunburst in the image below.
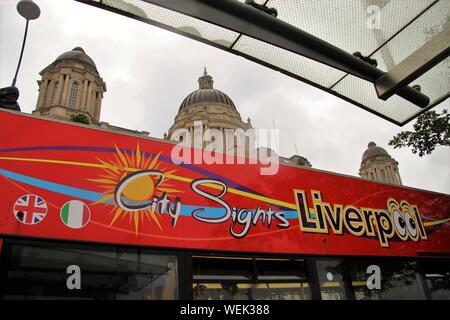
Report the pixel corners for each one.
[87,143,181,233]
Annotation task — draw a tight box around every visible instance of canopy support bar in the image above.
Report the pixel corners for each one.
[145,0,430,108]
[375,24,450,101]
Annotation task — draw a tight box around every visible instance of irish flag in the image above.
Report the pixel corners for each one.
[60,200,91,229]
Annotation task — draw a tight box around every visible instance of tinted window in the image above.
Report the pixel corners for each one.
[423,260,450,300]
[255,259,308,280]
[316,259,348,300]
[350,260,425,300]
[0,240,178,300]
[193,256,311,300]
[193,256,253,281]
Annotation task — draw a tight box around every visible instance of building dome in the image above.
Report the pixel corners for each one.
[33,47,106,125]
[362,141,389,161]
[359,141,402,185]
[168,68,252,153]
[179,68,236,112]
[54,47,97,70]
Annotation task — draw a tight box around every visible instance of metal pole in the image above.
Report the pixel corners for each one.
[11,19,30,87]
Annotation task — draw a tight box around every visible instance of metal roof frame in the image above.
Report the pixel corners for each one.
[76,0,450,126]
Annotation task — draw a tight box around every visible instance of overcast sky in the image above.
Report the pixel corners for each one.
[0,0,449,194]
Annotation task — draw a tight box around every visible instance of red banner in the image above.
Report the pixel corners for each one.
[0,110,449,257]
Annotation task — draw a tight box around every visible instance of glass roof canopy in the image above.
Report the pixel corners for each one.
[79,0,449,126]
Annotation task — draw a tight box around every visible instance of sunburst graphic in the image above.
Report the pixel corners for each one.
[88,144,181,233]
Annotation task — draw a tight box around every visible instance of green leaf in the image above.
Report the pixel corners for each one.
[389,109,449,157]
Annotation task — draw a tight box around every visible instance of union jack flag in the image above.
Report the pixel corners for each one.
[13,194,47,225]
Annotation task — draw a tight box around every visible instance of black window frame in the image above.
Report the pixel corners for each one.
[0,236,189,300]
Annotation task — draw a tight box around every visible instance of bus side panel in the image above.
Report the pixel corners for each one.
[0,110,449,257]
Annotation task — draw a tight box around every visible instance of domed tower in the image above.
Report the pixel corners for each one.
[168,68,252,153]
[32,47,106,124]
[359,142,402,185]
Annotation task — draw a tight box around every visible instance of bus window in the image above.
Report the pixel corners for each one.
[253,258,311,300]
[192,256,311,300]
[193,282,251,300]
[193,256,253,281]
[422,260,450,300]
[0,239,178,300]
[315,259,348,300]
[192,256,254,300]
[255,258,308,280]
[349,260,426,300]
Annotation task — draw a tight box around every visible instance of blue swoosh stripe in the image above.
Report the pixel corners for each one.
[0,169,102,202]
[0,169,298,219]
[0,145,292,211]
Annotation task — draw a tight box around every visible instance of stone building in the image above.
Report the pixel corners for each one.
[32,47,148,136]
[281,155,312,168]
[359,141,402,185]
[32,49,406,178]
[167,69,252,153]
[32,47,106,124]
[167,69,312,166]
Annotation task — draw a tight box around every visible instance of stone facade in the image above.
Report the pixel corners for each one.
[359,142,402,185]
[32,47,106,124]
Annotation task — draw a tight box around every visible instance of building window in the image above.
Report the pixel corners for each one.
[69,82,79,108]
[51,81,59,105]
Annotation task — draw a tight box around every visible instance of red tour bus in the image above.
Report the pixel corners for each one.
[0,109,449,300]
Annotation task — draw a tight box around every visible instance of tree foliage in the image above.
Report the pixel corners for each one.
[389,109,450,157]
[70,113,90,125]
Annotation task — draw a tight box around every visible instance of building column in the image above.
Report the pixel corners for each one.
[93,93,101,122]
[61,74,71,107]
[87,90,92,113]
[395,169,400,185]
[386,165,394,184]
[81,79,88,109]
[97,93,102,120]
[45,80,55,106]
[222,128,226,154]
[189,126,193,146]
[391,168,398,185]
[55,74,64,105]
[86,82,93,111]
[44,79,51,106]
[398,172,402,185]
[89,90,96,115]
[37,79,49,108]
